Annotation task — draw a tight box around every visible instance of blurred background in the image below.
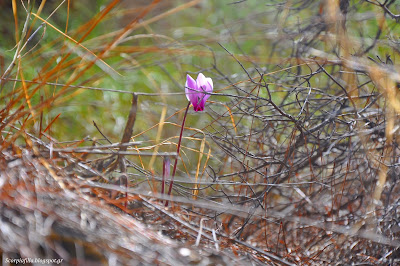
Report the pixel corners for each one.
[1,0,400,264]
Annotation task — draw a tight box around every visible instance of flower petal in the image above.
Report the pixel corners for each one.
[205,77,213,92]
[185,74,197,103]
[197,95,209,111]
[192,73,213,112]
[196,73,208,92]
[192,95,200,111]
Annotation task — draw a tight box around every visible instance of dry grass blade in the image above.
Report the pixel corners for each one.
[193,136,206,200]
[115,93,138,171]
[31,13,121,77]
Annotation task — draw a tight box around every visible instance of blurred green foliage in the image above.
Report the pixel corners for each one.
[0,0,397,170]
[1,0,269,142]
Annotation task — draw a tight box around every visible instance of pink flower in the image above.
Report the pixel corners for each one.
[185,73,213,112]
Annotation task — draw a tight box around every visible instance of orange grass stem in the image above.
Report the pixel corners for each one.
[165,101,191,207]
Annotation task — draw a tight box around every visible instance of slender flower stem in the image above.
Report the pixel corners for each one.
[165,101,191,207]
